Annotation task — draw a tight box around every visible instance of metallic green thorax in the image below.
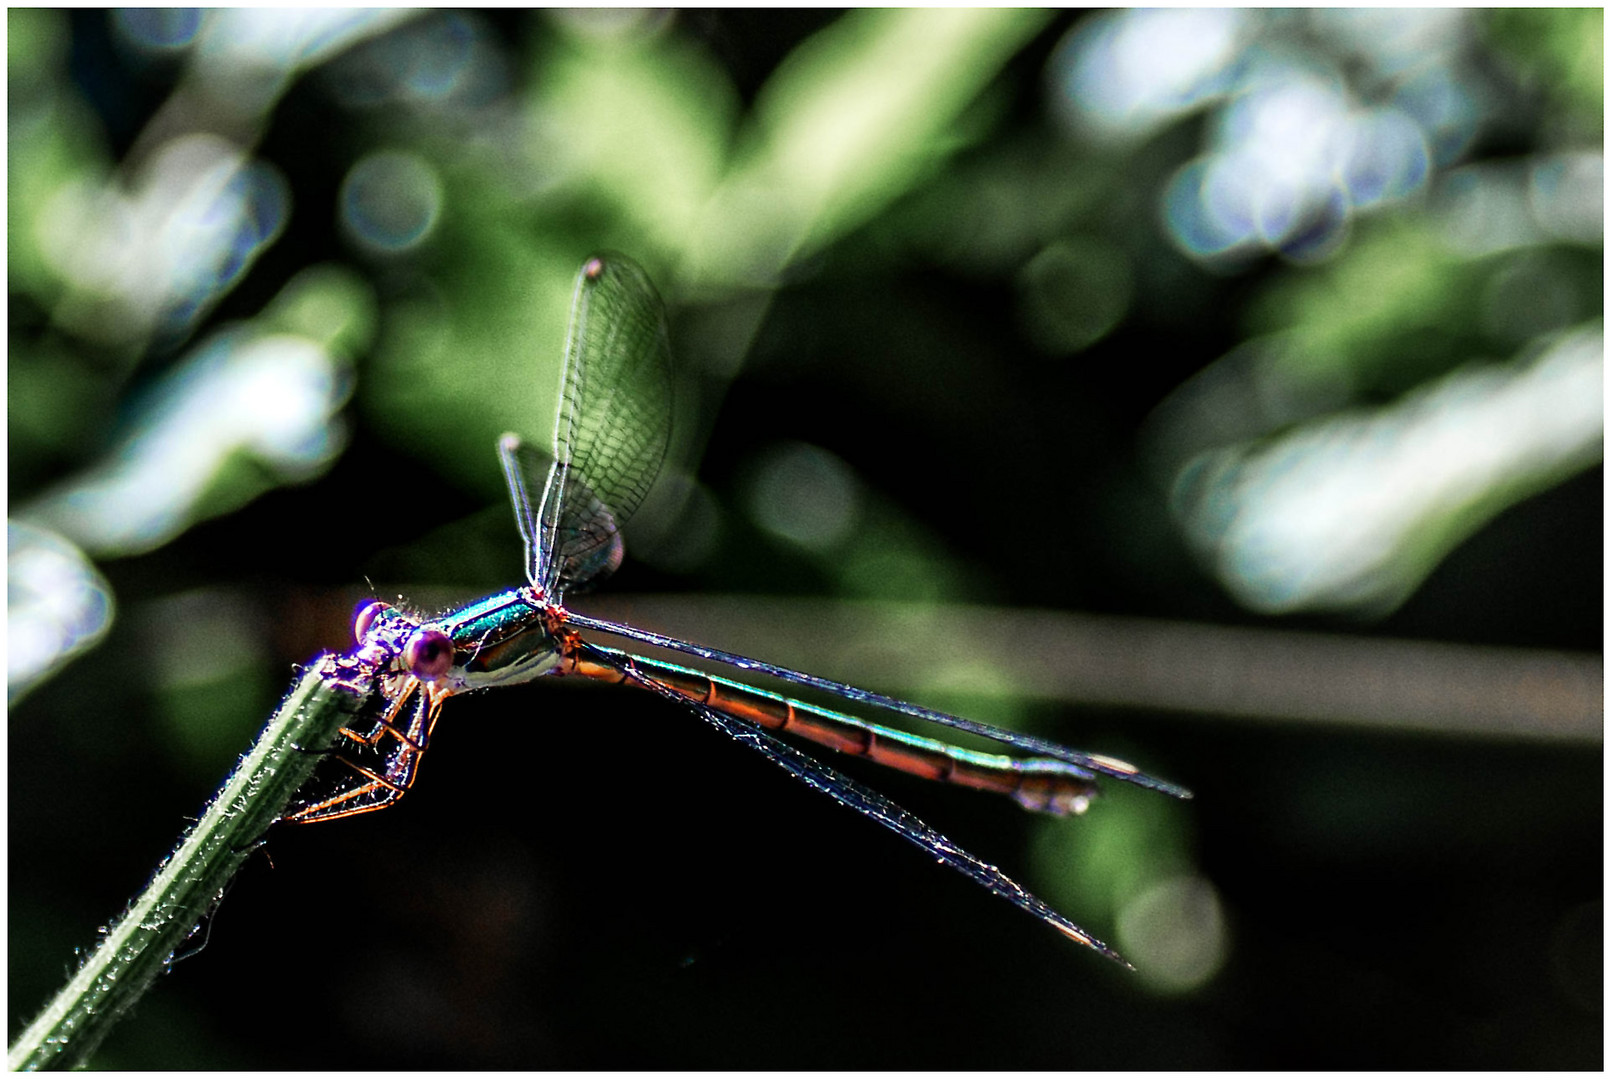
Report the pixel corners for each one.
[435,587,562,690]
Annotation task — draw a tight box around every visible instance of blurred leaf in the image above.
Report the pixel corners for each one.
[362,215,579,497]
[1486,8,1603,134]
[7,8,115,307]
[534,16,740,257]
[1250,220,1486,396]
[1171,324,1603,615]
[262,264,378,359]
[22,303,357,559]
[686,8,1052,286]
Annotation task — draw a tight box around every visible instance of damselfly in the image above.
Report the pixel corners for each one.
[289,253,1190,965]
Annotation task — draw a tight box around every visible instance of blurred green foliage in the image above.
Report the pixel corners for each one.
[8,9,1600,1071]
[1488,7,1603,130]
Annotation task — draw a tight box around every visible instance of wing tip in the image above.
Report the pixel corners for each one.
[1144,776,1195,800]
[1057,922,1133,969]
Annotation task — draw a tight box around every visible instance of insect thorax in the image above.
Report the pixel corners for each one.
[442,588,562,690]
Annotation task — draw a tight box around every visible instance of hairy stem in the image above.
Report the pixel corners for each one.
[8,656,372,1071]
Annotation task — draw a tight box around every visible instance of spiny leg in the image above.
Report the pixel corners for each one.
[285,680,442,824]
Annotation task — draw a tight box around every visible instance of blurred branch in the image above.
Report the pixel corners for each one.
[6,658,370,1071]
[573,595,1602,743]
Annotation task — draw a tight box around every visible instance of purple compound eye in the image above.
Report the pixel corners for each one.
[403,628,454,681]
[353,600,390,643]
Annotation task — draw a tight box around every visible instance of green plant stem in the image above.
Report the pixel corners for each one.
[8,655,373,1071]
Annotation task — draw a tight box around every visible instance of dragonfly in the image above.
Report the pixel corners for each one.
[287,252,1190,966]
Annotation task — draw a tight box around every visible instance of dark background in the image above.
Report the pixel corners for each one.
[9,9,1601,1068]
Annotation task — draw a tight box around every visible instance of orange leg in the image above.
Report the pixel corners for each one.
[284,679,443,824]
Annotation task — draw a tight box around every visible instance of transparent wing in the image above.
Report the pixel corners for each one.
[500,434,625,596]
[576,640,1132,965]
[513,252,672,599]
[566,611,1192,800]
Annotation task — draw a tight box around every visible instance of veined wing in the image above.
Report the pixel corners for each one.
[566,610,1192,800]
[506,253,672,600]
[576,639,1131,964]
[500,434,627,595]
